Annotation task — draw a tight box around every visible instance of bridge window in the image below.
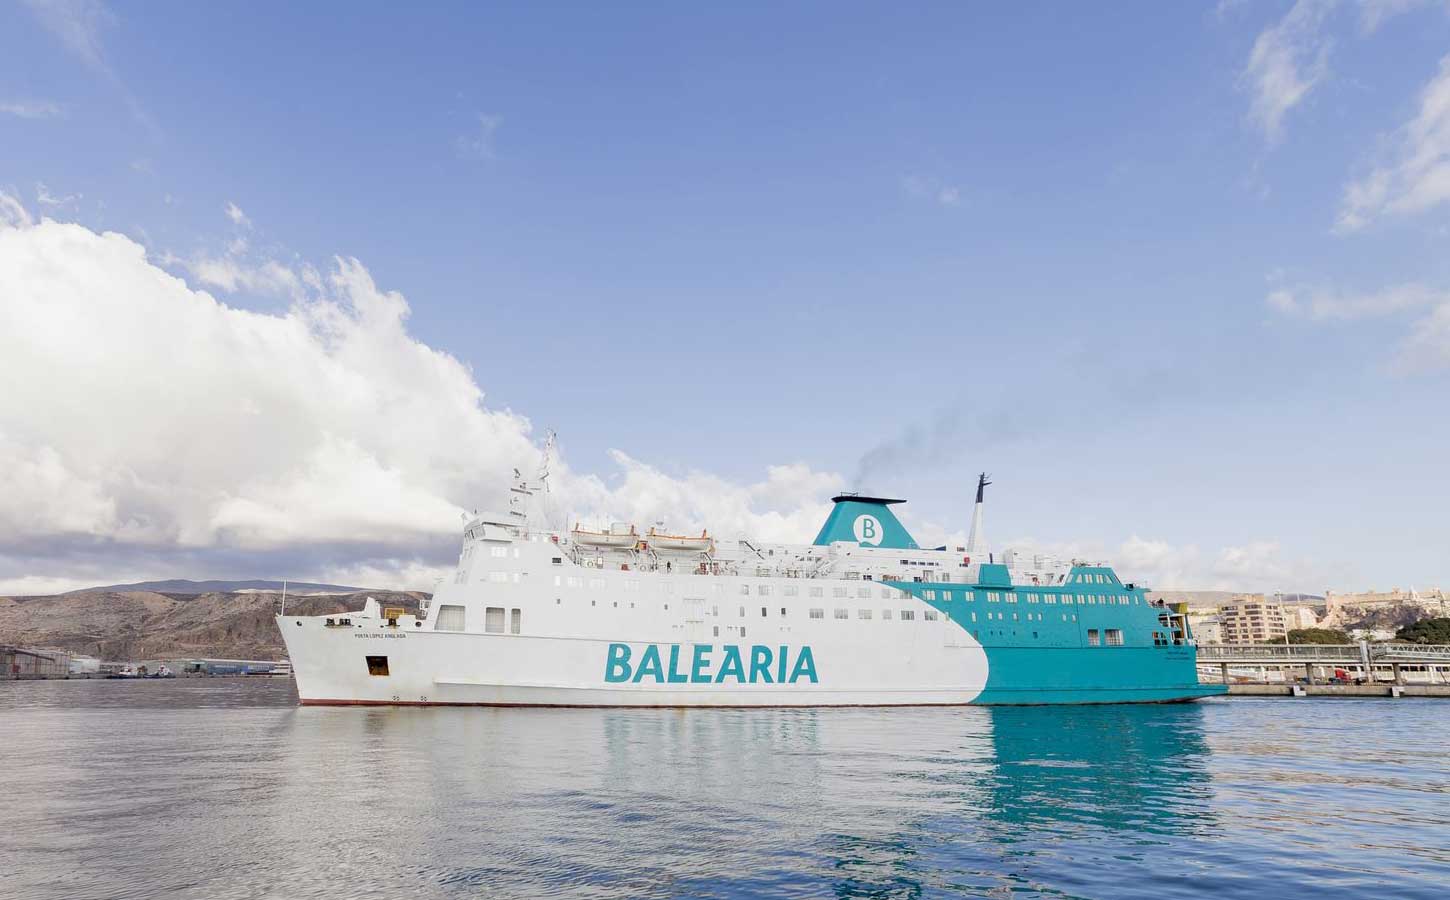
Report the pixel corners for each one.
[858,609,873,620]
[810,587,824,598]
[485,607,506,633]
[857,587,872,599]
[901,610,915,620]
[758,585,771,596]
[809,608,824,619]
[1005,593,1017,604]
[924,590,936,601]
[833,587,847,598]
[510,609,521,634]
[1105,628,1123,646]
[1043,594,1056,604]
[925,610,938,621]
[834,608,849,619]
[784,586,798,597]
[882,609,893,620]
[435,604,466,632]
[1087,629,1101,646]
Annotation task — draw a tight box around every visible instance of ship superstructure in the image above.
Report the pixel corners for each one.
[278,473,1223,706]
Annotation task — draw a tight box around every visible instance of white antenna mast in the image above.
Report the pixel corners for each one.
[280,579,288,616]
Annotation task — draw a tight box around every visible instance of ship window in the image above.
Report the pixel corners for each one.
[365,656,389,676]
[971,612,977,622]
[833,587,847,598]
[553,575,562,586]
[924,590,936,601]
[435,604,466,632]
[784,586,798,597]
[882,609,893,620]
[880,588,893,599]
[1005,593,1016,603]
[712,605,719,616]
[834,608,849,619]
[739,606,746,617]
[485,607,506,633]
[552,557,562,565]
[925,610,938,621]
[780,607,787,617]
[510,609,521,634]
[1087,629,1101,646]
[740,627,746,638]
[901,610,915,620]
[858,609,872,619]
[1044,594,1055,604]
[810,587,824,598]
[568,576,582,588]
[810,608,824,619]
[490,546,508,558]
[589,578,605,590]
[761,607,768,617]
[740,584,750,595]
[857,587,872,599]
[1105,628,1124,646]
[488,572,508,583]
[758,585,771,596]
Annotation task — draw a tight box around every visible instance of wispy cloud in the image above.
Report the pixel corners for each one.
[36,182,80,209]
[900,174,962,208]
[1241,0,1334,143]
[1266,279,1450,371]
[225,201,252,229]
[455,113,502,159]
[0,99,64,119]
[1337,54,1450,231]
[21,0,155,134]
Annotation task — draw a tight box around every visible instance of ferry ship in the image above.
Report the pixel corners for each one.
[277,473,1223,706]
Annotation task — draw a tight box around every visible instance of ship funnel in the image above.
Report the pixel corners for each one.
[966,472,990,553]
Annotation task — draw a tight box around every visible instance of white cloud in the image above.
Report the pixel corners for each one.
[0,190,34,227]
[1337,54,1450,231]
[1241,0,1334,143]
[1,99,64,119]
[0,214,843,589]
[901,174,962,208]
[1358,0,1432,34]
[1266,279,1450,370]
[224,201,251,228]
[36,182,80,208]
[455,114,502,159]
[1265,281,1448,319]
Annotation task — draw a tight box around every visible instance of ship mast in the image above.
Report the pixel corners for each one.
[966,472,990,554]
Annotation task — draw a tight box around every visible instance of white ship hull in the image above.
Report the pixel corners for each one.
[279,619,989,707]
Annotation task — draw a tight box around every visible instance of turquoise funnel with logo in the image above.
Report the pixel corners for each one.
[812,495,919,549]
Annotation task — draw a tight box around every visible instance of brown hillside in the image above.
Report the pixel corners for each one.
[0,590,426,661]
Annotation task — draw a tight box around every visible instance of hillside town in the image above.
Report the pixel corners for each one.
[1163,587,1450,645]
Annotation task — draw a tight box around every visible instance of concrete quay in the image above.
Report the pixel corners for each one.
[1227,683,1450,698]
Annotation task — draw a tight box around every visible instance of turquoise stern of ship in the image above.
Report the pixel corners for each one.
[890,569,1227,706]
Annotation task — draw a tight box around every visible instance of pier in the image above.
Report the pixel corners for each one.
[1198,643,1450,692]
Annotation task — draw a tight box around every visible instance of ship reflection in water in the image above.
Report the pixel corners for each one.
[3,680,1448,899]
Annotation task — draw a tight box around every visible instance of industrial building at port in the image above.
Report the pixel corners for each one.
[1,645,290,680]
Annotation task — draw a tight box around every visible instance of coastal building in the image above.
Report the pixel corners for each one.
[1219,597,1289,644]
[1189,616,1223,645]
[1,645,72,679]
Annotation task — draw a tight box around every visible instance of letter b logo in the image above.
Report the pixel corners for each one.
[853,514,883,546]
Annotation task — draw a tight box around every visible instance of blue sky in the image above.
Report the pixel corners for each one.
[2,1,1449,593]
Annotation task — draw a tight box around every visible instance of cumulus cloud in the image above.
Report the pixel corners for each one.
[1337,54,1450,231]
[1241,0,1334,143]
[1266,280,1450,369]
[0,207,844,591]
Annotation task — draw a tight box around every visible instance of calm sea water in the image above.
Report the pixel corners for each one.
[1,680,1447,900]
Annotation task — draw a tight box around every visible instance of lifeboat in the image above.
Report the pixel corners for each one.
[645,527,714,553]
[571,523,639,549]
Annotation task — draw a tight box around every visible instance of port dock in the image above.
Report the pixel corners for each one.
[1200,643,1450,696]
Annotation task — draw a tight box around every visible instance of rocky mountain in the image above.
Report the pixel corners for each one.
[0,590,426,661]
